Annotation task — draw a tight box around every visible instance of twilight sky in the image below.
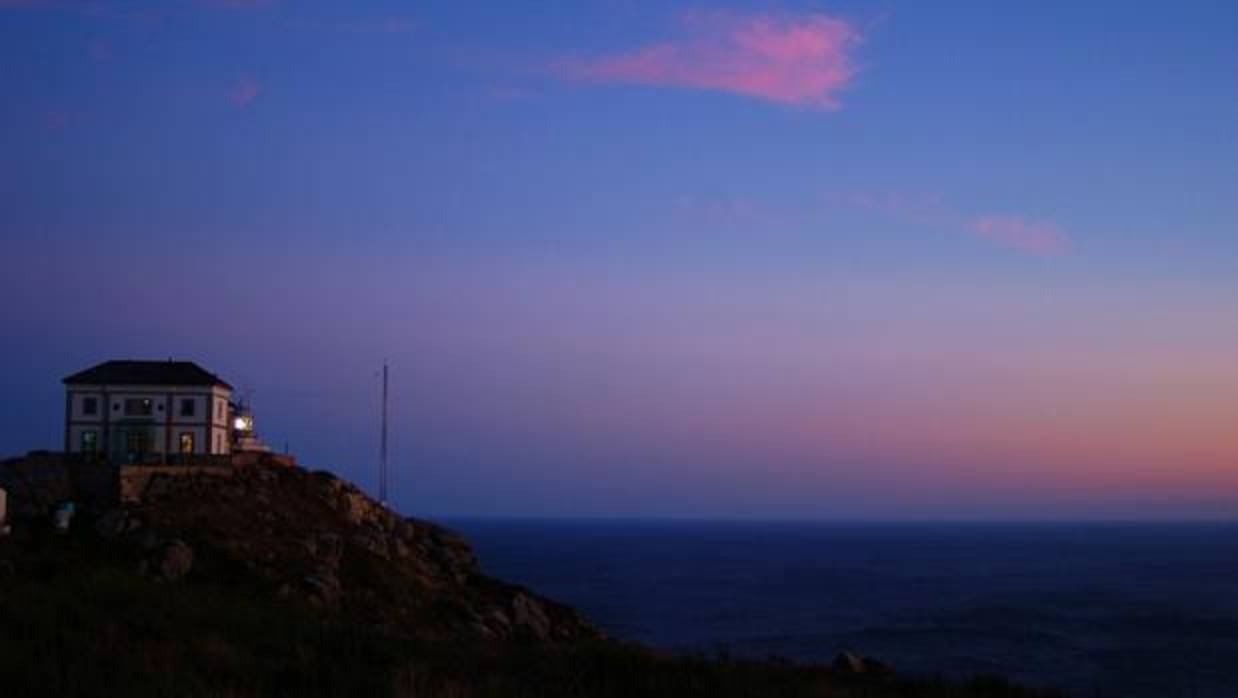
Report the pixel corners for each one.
[2,0,1237,519]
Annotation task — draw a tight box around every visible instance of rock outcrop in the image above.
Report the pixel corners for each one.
[0,460,1064,698]
[81,464,597,643]
[834,650,894,676]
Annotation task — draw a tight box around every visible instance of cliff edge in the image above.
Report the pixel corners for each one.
[0,459,1060,698]
[9,461,596,644]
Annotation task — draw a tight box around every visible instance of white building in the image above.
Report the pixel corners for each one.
[63,360,234,462]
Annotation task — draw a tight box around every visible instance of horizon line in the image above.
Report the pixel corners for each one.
[425,515,1238,525]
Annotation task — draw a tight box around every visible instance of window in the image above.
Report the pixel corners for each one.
[126,430,147,454]
[80,431,97,453]
[180,398,196,417]
[82,396,98,416]
[216,400,224,421]
[179,432,195,454]
[124,398,153,416]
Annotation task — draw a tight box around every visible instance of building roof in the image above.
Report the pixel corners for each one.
[63,360,233,389]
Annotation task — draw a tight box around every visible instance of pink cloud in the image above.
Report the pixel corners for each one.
[228,78,262,108]
[824,190,947,222]
[824,190,1074,257]
[970,215,1072,257]
[559,11,861,109]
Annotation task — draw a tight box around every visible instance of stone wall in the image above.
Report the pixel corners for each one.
[0,451,299,515]
[118,465,234,504]
[230,452,296,469]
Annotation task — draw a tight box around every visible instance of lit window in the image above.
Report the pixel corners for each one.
[180,399,196,417]
[179,432,195,454]
[82,397,98,416]
[124,398,153,416]
[81,431,97,453]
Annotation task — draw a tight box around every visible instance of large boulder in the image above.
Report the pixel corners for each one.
[159,539,194,582]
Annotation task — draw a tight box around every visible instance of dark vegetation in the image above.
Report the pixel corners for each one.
[0,461,1064,698]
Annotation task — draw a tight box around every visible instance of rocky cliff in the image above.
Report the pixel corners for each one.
[0,459,1060,698]
[84,464,597,643]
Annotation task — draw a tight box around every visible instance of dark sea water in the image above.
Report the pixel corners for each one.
[446,520,1238,698]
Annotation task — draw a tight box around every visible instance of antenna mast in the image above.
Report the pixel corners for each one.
[379,362,389,505]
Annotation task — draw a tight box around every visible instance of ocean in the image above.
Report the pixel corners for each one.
[447,520,1238,697]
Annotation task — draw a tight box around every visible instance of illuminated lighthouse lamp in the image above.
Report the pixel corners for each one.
[230,405,269,453]
[233,414,253,433]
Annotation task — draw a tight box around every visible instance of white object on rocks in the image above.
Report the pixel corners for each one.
[53,501,75,533]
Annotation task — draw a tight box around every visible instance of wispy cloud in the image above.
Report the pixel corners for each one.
[969,215,1071,257]
[228,78,262,108]
[557,11,861,109]
[823,191,947,222]
[824,190,1074,257]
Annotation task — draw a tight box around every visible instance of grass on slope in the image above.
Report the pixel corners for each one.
[0,560,1063,698]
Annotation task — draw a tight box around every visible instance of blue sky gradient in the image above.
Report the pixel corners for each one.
[3,1,1236,518]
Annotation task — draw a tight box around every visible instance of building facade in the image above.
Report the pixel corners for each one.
[63,360,234,462]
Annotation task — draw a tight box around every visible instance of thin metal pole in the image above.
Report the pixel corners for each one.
[380,362,389,505]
